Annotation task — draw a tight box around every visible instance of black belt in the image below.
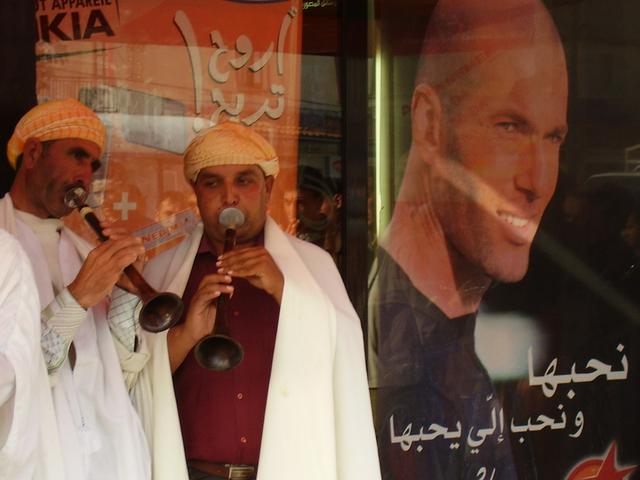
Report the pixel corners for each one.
[188,460,256,480]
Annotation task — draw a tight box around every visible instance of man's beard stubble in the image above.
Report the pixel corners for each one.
[436,131,529,291]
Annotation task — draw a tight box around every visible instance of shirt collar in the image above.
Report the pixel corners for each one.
[197,229,265,256]
[15,209,64,233]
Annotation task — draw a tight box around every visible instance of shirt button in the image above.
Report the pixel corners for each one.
[237,393,243,400]
[240,436,247,444]
[233,310,240,317]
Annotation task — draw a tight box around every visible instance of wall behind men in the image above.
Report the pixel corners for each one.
[0,0,36,197]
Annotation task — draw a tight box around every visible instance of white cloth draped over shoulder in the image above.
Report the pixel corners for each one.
[0,194,188,480]
[144,217,381,480]
[0,229,64,480]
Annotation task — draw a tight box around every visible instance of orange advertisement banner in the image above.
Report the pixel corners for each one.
[35,0,301,256]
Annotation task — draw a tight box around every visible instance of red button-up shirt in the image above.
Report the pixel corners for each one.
[173,233,280,465]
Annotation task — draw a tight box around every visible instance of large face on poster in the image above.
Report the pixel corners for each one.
[34,0,300,256]
[368,0,640,478]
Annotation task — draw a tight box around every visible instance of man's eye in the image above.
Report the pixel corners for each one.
[496,122,518,133]
[72,149,87,160]
[548,133,565,145]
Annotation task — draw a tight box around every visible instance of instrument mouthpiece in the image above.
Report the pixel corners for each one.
[63,184,88,209]
[219,207,245,230]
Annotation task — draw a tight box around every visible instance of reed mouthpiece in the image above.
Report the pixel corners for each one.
[63,185,88,209]
[219,207,245,230]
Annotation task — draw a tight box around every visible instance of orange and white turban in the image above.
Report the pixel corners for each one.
[183,122,279,183]
[7,98,106,169]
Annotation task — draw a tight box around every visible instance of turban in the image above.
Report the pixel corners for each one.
[183,122,279,183]
[7,99,106,169]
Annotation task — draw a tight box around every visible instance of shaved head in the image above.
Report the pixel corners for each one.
[416,0,566,116]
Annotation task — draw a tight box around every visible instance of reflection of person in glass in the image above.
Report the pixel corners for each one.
[295,166,342,261]
[368,0,568,478]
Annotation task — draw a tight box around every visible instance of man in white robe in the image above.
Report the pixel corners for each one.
[0,99,187,480]
[143,122,381,480]
[0,228,64,480]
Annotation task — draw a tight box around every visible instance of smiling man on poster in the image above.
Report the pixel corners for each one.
[367,0,569,478]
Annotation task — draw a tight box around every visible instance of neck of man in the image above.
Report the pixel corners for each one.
[9,178,49,219]
[205,228,261,256]
[382,166,491,318]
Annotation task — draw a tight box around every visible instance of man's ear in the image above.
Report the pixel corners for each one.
[21,137,43,169]
[411,83,442,164]
[265,175,275,198]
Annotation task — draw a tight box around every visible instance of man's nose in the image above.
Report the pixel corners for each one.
[220,182,239,206]
[515,138,557,203]
[76,163,94,188]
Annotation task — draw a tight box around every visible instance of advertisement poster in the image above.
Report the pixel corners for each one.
[367,0,640,479]
[34,0,301,257]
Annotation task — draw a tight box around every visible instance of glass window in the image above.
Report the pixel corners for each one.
[367,1,640,479]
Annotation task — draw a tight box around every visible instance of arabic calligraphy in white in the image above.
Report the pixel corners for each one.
[528,344,628,398]
[174,7,298,131]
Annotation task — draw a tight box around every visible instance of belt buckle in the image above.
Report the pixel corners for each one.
[227,464,255,480]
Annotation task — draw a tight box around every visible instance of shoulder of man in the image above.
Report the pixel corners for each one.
[282,227,337,269]
[0,194,16,234]
[282,228,358,310]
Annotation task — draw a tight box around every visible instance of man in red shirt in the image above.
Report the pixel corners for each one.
[144,122,380,480]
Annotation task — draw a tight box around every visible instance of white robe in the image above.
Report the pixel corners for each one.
[0,194,188,480]
[0,228,65,480]
[144,218,381,480]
